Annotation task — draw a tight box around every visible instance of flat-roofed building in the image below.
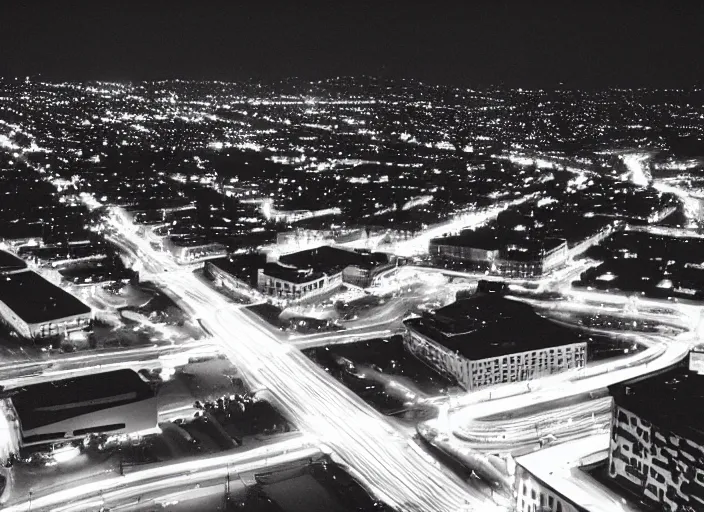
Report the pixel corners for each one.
[430,233,568,278]
[205,253,267,293]
[258,245,394,300]
[0,249,27,274]
[163,235,227,265]
[404,295,586,391]
[10,369,157,447]
[607,364,704,511]
[278,245,393,288]
[0,270,92,339]
[258,262,336,300]
[515,461,586,512]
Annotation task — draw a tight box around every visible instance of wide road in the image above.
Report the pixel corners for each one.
[109,217,494,511]
[0,342,217,389]
[2,434,321,511]
[167,272,490,511]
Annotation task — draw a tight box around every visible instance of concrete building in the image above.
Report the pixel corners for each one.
[607,363,704,511]
[512,433,648,512]
[258,245,394,300]
[404,296,586,391]
[0,270,92,339]
[515,461,586,512]
[258,262,340,301]
[205,254,266,293]
[9,369,157,447]
[163,235,227,265]
[430,233,568,278]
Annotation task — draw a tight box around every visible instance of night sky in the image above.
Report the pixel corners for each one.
[1,1,702,88]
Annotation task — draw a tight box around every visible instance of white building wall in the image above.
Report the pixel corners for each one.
[257,269,343,302]
[515,464,581,512]
[405,329,585,391]
[469,343,586,391]
[0,298,31,338]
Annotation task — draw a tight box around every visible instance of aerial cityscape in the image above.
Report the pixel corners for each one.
[1,3,704,512]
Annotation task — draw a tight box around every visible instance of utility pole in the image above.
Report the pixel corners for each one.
[225,463,230,507]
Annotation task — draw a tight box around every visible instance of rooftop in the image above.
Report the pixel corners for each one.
[405,295,587,360]
[168,235,227,248]
[431,230,566,260]
[209,253,266,285]
[279,245,390,275]
[515,433,642,512]
[11,369,154,431]
[0,270,92,325]
[262,262,326,284]
[0,249,27,272]
[609,365,704,445]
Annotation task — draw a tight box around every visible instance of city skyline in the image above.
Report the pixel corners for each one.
[2,3,704,511]
[1,2,703,88]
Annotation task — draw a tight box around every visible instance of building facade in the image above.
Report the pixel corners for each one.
[257,245,393,300]
[608,403,704,510]
[404,327,586,391]
[257,265,343,301]
[341,260,396,288]
[429,238,568,278]
[163,237,227,265]
[515,463,585,512]
[608,367,704,511]
[0,270,93,339]
[205,260,253,293]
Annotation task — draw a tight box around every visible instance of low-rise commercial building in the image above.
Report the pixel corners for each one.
[16,240,108,269]
[258,245,394,300]
[0,249,27,274]
[163,235,227,265]
[10,369,157,447]
[430,233,568,278]
[515,461,586,512]
[513,433,648,512]
[607,363,704,511]
[205,254,267,293]
[258,262,339,300]
[0,270,92,339]
[404,296,586,391]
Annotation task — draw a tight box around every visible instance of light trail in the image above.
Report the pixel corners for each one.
[451,397,612,453]
[3,436,320,512]
[172,276,489,511]
[392,194,538,258]
[104,208,695,512]
[104,214,494,512]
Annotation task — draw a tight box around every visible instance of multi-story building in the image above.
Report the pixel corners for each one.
[0,269,92,339]
[512,433,650,512]
[607,361,704,511]
[404,295,586,391]
[163,235,227,265]
[257,262,340,300]
[515,461,586,512]
[430,233,568,278]
[258,245,393,300]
